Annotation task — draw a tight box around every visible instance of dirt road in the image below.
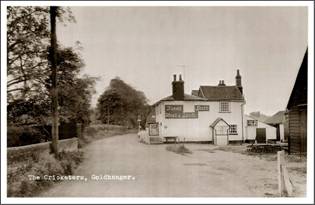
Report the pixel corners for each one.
[41,133,305,197]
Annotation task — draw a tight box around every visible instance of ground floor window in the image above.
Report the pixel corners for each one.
[229,124,238,135]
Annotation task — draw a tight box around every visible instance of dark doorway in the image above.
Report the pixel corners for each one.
[256,128,266,143]
[276,124,280,141]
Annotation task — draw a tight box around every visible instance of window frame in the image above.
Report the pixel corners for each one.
[219,101,231,113]
[229,124,238,135]
[247,120,258,126]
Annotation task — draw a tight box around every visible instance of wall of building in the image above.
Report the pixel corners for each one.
[288,106,307,154]
[245,116,277,141]
[155,100,244,142]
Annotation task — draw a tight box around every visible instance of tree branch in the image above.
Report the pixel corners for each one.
[7,88,25,93]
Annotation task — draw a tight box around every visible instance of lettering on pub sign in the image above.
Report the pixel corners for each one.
[165,104,208,119]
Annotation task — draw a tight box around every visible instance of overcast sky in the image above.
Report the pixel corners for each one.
[57,6,307,116]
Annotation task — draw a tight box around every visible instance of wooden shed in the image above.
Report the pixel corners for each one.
[286,49,307,154]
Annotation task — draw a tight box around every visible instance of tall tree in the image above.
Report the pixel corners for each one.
[7,7,50,102]
[97,77,149,127]
[7,7,96,138]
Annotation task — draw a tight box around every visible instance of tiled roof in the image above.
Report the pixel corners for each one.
[153,94,207,106]
[160,94,207,102]
[200,86,244,101]
[191,90,199,96]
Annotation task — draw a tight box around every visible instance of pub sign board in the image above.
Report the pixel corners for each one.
[165,105,183,118]
[195,105,209,112]
[165,105,199,119]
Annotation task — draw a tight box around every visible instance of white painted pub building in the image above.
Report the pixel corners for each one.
[150,70,246,145]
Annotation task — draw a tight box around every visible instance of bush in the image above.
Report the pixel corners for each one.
[79,124,131,148]
[7,126,47,147]
[57,151,84,175]
[84,126,98,137]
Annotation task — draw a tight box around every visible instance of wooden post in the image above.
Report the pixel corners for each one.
[50,6,59,156]
[278,150,293,197]
[277,150,284,196]
[283,163,293,196]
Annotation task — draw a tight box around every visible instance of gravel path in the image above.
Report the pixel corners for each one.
[41,133,305,197]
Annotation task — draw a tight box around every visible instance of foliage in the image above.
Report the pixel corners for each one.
[7,6,96,128]
[7,6,73,102]
[79,124,131,147]
[7,126,47,147]
[97,77,149,128]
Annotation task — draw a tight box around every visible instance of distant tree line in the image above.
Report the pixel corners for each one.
[97,77,151,128]
[7,7,96,146]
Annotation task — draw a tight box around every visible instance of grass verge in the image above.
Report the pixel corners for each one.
[7,150,84,197]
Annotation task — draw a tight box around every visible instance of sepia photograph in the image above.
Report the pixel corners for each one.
[1,1,314,204]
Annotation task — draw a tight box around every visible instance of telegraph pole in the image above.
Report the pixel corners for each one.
[50,6,59,156]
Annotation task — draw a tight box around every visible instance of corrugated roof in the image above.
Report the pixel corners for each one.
[200,86,244,101]
[265,111,286,124]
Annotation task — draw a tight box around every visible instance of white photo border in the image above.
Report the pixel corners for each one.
[1,1,314,204]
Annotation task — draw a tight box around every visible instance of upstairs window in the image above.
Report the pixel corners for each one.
[229,124,238,135]
[247,120,258,126]
[219,102,230,113]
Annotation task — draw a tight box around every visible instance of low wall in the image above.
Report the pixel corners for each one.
[57,138,78,152]
[7,138,78,164]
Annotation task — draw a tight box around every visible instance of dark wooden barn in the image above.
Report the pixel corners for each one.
[287,49,307,154]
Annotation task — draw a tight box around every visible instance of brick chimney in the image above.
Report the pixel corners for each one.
[236,69,243,94]
[218,80,226,86]
[172,74,184,100]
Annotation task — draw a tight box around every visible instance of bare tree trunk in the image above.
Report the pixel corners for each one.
[50,6,59,156]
